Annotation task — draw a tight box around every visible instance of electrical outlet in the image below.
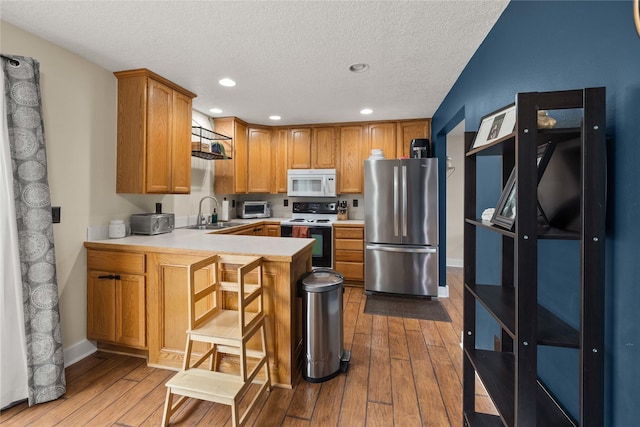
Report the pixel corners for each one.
[284,199,289,207]
[52,206,61,223]
[232,199,236,208]
[353,199,358,208]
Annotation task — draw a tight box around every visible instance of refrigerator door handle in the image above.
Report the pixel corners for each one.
[402,165,408,237]
[393,166,399,236]
[366,244,437,254]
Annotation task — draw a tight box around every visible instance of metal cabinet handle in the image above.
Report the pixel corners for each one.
[97,274,121,280]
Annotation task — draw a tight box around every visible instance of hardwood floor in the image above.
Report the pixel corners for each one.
[1,267,496,426]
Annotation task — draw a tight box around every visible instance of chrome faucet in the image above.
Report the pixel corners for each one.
[197,196,219,225]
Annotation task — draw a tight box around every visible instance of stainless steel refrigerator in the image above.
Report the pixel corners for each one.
[364,158,439,296]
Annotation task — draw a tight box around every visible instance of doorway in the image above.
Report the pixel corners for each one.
[445,120,465,268]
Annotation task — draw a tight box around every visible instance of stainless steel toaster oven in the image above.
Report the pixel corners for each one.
[130,213,174,235]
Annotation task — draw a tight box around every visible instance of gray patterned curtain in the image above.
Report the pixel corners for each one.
[1,54,66,406]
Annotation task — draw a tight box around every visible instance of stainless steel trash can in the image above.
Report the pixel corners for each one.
[299,269,351,382]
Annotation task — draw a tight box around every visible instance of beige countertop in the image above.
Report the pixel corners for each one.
[333,219,364,225]
[85,225,314,261]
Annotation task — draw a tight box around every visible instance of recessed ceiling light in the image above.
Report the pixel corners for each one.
[360,108,373,115]
[209,108,223,114]
[219,78,236,87]
[269,115,281,121]
[349,63,370,73]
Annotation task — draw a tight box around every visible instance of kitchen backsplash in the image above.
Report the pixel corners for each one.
[87,194,364,240]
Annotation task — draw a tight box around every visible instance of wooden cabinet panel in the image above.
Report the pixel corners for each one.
[264,224,281,237]
[335,239,363,251]
[334,261,364,281]
[87,251,145,274]
[87,271,116,342]
[334,227,364,240]
[86,250,146,349]
[146,79,172,193]
[213,117,248,194]
[338,125,365,194]
[312,127,337,168]
[115,274,146,348]
[368,122,397,160]
[170,91,193,193]
[273,128,288,193]
[288,128,312,169]
[247,127,273,193]
[114,69,195,194]
[333,224,364,283]
[397,119,431,159]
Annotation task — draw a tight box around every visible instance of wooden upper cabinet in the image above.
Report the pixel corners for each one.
[114,68,196,194]
[273,128,288,193]
[247,127,273,193]
[338,125,365,194]
[312,126,337,168]
[213,117,248,194]
[367,122,397,160]
[288,128,312,169]
[171,91,193,193]
[397,119,431,159]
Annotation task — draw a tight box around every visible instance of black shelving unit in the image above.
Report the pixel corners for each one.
[463,88,605,426]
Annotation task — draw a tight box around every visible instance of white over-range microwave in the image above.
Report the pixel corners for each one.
[287,169,337,197]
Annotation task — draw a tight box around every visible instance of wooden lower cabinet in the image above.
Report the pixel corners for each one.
[145,248,310,388]
[86,250,146,349]
[333,223,364,285]
[264,223,281,237]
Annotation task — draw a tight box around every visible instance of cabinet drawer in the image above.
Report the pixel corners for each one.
[334,227,363,239]
[335,261,364,280]
[87,250,146,274]
[335,249,364,263]
[335,239,363,251]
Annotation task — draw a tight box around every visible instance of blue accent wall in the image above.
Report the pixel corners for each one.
[431,1,640,425]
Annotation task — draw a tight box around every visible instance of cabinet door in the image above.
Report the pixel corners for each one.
[288,128,312,169]
[397,120,430,159]
[338,125,365,193]
[273,128,288,193]
[234,121,248,193]
[265,224,281,237]
[145,78,173,193]
[116,274,146,348]
[312,127,337,168]
[368,122,397,159]
[247,127,273,193]
[170,90,192,194]
[87,271,116,342]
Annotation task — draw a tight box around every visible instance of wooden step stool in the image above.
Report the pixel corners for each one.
[162,254,271,426]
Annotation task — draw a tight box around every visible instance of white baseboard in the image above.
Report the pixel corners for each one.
[64,339,97,367]
[438,285,449,298]
[446,258,463,268]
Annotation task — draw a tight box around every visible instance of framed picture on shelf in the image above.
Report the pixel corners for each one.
[471,103,516,150]
[491,142,555,230]
[491,168,517,229]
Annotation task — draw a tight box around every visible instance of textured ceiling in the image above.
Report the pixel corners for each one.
[1,0,509,126]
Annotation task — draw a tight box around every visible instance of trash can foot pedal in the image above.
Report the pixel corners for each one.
[340,350,351,373]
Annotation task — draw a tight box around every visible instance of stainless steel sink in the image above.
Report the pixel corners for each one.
[187,222,245,230]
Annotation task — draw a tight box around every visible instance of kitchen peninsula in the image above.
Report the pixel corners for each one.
[84,227,313,388]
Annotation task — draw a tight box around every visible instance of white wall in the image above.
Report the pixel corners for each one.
[1,21,216,363]
[445,121,465,267]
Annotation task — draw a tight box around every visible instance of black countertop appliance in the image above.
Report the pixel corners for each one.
[410,138,431,158]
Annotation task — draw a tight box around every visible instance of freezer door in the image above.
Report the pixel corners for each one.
[364,160,401,244]
[365,244,439,296]
[401,158,438,246]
